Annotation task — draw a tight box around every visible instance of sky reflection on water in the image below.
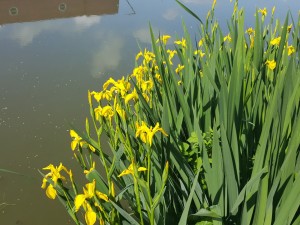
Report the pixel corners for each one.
[0,0,299,224]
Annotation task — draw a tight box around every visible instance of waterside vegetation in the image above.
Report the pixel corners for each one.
[40,1,300,224]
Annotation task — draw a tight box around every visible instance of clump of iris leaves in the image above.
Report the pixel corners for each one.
[40,1,300,225]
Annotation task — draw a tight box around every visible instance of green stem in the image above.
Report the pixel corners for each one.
[134,174,144,225]
[147,148,154,225]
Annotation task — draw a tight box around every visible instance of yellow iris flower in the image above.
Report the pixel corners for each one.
[143,49,156,64]
[118,162,147,177]
[103,77,130,97]
[157,35,171,45]
[223,34,232,42]
[266,60,276,70]
[70,129,84,150]
[141,80,154,92]
[175,64,185,74]
[41,163,70,199]
[167,49,177,65]
[124,89,138,104]
[75,180,109,225]
[135,121,168,146]
[84,162,95,175]
[100,105,114,119]
[258,8,267,17]
[194,50,205,58]
[91,91,102,102]
[288,45,295,56]
[270,37,281,46]
[174,38,187,48]
[246,27,255,36]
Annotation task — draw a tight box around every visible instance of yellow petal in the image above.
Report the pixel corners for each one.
[84,180,96,199]
[88,144,96,152]
[43,164,54,171]
[96,191,109,202]
[46,184,57,200]
[70,130,78,138]
[118,169,132,177]
[110,181,115,198]
[84,162,95,175]
[71,140,78,151]
[41,178,47,189]
[74,194,86,211]
[270,37,281,46]
[85,208,97,225]
[100,218,105,225]
[137,167,147,172]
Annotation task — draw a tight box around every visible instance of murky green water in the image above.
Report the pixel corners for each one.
[0,0,299,224]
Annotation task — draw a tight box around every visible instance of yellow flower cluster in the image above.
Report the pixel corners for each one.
[41,11,299,223]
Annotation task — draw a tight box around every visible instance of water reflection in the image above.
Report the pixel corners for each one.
[0,0,119,25]
[91,34,124,78]
[3,16,103,47]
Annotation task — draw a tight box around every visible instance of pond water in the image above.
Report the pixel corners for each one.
[0,0,299,224]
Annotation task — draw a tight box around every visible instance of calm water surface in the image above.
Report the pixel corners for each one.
[0,0,299,224]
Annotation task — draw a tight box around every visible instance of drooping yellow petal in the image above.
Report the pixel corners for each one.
[74,194,86,211]
[71,140,79,150]
[91,91,102,102]
[103,77,117,90]
[118,168,133,177]
[85,206,97,225]
[46,184,57,200]
[41,178,47,189]
[135,51,143,61]
[124,89,138,104]
[96,191,109,202]
[137,167,147,172]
